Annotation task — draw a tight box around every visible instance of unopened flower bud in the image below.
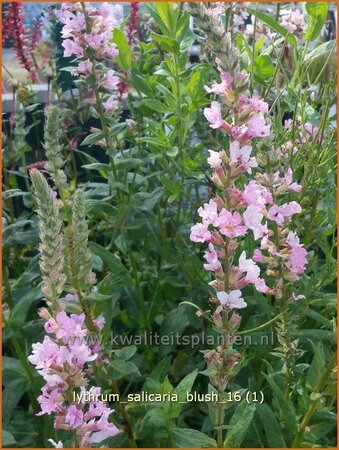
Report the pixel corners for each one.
[233,70,250,91]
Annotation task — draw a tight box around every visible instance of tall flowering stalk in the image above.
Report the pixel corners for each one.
[188,3,307,446]
[54,2,125,199]
[119,2,140,98]
[3,2,41,83]
[28,169,119,448]
[27,106,120,447]
[55,2,122,113]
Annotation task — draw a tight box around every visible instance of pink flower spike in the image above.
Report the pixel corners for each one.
[217,290,247,309]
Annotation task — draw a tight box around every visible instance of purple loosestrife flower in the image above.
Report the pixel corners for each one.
[29,169,119,447]
[189,3,307,396]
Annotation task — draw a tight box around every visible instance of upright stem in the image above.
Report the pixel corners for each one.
[216,397,224,447]
[111,381,137,448]
[292,353,336,447]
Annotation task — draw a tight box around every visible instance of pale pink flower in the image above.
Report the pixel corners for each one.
[243,205,267,240]
[65,292,79,302]
[238,251,269,293]
[37,386,63,415]
[77,59,93,75]
[93,315,105,330]
[242,181,272,208]
[44,311,87,340]
[218,209,248,238]
[207,150,223,170]
[247,113,270,138]
[103,96,118,112]
[268,201,301,225]
[198,199,219,226]
[190,223,212,243]
[204,243,222,272]
[88,411,120,444]
[204,101,224,129]
[229,141,257,173]
[253,249,264,263]
[216,290,247,309]
[66,405,84,429]
[249,96,269,113]
[104,70,120,90]
[28,336,61,369]
[205,71,233,95]
[283,167,302,192]
[62,39,83,57]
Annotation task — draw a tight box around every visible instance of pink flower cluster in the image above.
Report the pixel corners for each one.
[203,70,270,144]
[55,2,123,112]
[28,306,118,447]
[56,3,120,60]
[277,118,320,158]
[280,9,306,34]
[191,65,307,319]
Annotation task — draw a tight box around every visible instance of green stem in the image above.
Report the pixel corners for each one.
[292,352,336,448]
[111,381,137,448]
[238,309,286,335]
[216,397,224,447]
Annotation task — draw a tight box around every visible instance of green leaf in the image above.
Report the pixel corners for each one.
[3,384,30,427]
[130,68,156,97]
[170,428,217,448]
[114,345,137,361]
[2,357,30,389]
[151,32,180,55]
[305,3,328,42]
[175,369,198,401]
[305,40,336,63]
[306,341,326,391]
[263,373,298,439]
[2,430,17,447]
[143,99,169,114]
[80,132,105,147]
[9,286,43,330]
[253,55,275,79]
[115,158,143,170]
[223,400,256,447]
[154,2,180,37]
[257,403,286,447]
[107,360,140,380]
[113,28,132,71]
[89,242,133,285]
[246,8,297,47]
